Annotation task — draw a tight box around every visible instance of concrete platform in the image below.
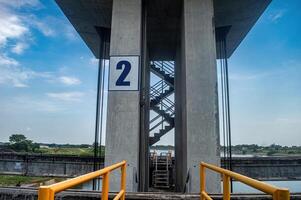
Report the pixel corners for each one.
[1,187,301,200]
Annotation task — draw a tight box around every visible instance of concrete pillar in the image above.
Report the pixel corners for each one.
[105,0,141,192]
[182,0,220,193]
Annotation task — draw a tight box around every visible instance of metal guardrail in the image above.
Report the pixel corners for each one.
[200,162,290,200]
[38,160,126,200]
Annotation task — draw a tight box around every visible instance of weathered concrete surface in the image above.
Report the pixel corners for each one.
[2,153,301,181]
[0,187,301,200]
[181,0,220,193]
[0,153,102,177]
[105,0,141,192]
[225,157,301,180]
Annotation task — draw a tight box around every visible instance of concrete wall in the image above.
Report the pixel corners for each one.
[105,0,142,192]
[181,0,220,193]
[0,153,102,177]
[1,153,301,181]
[224,157,301,180]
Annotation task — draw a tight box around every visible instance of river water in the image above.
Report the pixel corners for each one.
[232,180,301,193]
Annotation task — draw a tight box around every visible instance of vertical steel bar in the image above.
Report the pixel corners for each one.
[121,163,127,200]
[93,36,105,190]
[273,189,290,200]
[38,187,50,200]
[102,173,110,200]
[223,174,231,200]
[223,39,233,191]
[200,164,206,200]
[219,40,227,169]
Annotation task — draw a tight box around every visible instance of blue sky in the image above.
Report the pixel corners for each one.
[0,0,300,146]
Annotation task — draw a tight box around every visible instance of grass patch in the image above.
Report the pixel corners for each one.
[38,147,104,157]
[0,175,51,186]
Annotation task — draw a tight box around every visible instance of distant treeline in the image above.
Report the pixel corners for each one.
[221,144,301,156]
[38,143,93,148]
[1,134,300,156]
[0,134,101,155]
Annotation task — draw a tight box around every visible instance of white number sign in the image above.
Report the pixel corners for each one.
[109,56,140,91]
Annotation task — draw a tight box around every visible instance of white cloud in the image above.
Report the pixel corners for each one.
[0,53,52,87]
[90,57,99,65]
[0,7,29,47]
[0,54,18,66]
[275,118,301,124]
[0,0,76,57]
[46,92,84,102]
[229,72,271,81]
[59,76,81,86]
[269,10,286,23]
[31,19,55,37]
[63,24,78,40]
[0,54,28,87]
[0,0,42,9]
[11,42,28,54]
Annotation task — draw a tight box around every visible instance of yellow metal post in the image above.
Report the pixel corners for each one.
[273,189,290,200]
[200,164,206,200]
[37,161,126,200]
[38,187,50,200]
[121,163,126,200]
[102,172,110,200]
[200,162,290,200]
[38,187,55,200]
[223,174,231,200]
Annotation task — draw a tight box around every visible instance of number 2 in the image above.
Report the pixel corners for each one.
[116,60,131,86]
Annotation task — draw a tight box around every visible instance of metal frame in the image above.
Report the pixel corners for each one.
[38,161,127,200]
[200,162,290,200]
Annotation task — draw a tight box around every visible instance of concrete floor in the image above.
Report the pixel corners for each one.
[1,187,301,200]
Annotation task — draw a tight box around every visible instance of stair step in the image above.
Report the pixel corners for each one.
[154,171,169,173]
[150,66,174,86]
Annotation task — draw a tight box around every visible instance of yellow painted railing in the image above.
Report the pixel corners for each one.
[200,162,290,200]
[38,160,126,200]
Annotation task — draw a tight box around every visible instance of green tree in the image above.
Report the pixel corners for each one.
[8,134,39,153]
[9,134,27,144]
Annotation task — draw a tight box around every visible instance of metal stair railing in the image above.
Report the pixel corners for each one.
[152,61,175,78]
[149,60,175,145]
[157,97,175,116]
[38,161,127,200]
[149,114,165,132]
[152,152,172,189]
[200,162,290,200]
[150,80,171,101]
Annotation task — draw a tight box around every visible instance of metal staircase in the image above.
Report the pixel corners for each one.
[152,152,172,189]
[149,61,175,146]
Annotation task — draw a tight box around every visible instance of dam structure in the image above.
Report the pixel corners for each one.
[56,0,271,193]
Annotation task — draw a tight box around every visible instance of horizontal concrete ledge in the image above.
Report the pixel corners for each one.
[1,187,301,200]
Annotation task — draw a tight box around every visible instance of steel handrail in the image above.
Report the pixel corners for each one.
[151,84,169,95]
[150,114,162,124]
[150,119,164,132]
[200,162,290,200]
[151,80,164,90]
[153,61,174,76]
[38,161,126,200]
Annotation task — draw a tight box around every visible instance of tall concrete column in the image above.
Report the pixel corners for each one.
[105,0,141,192]
[182,0,220,193]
